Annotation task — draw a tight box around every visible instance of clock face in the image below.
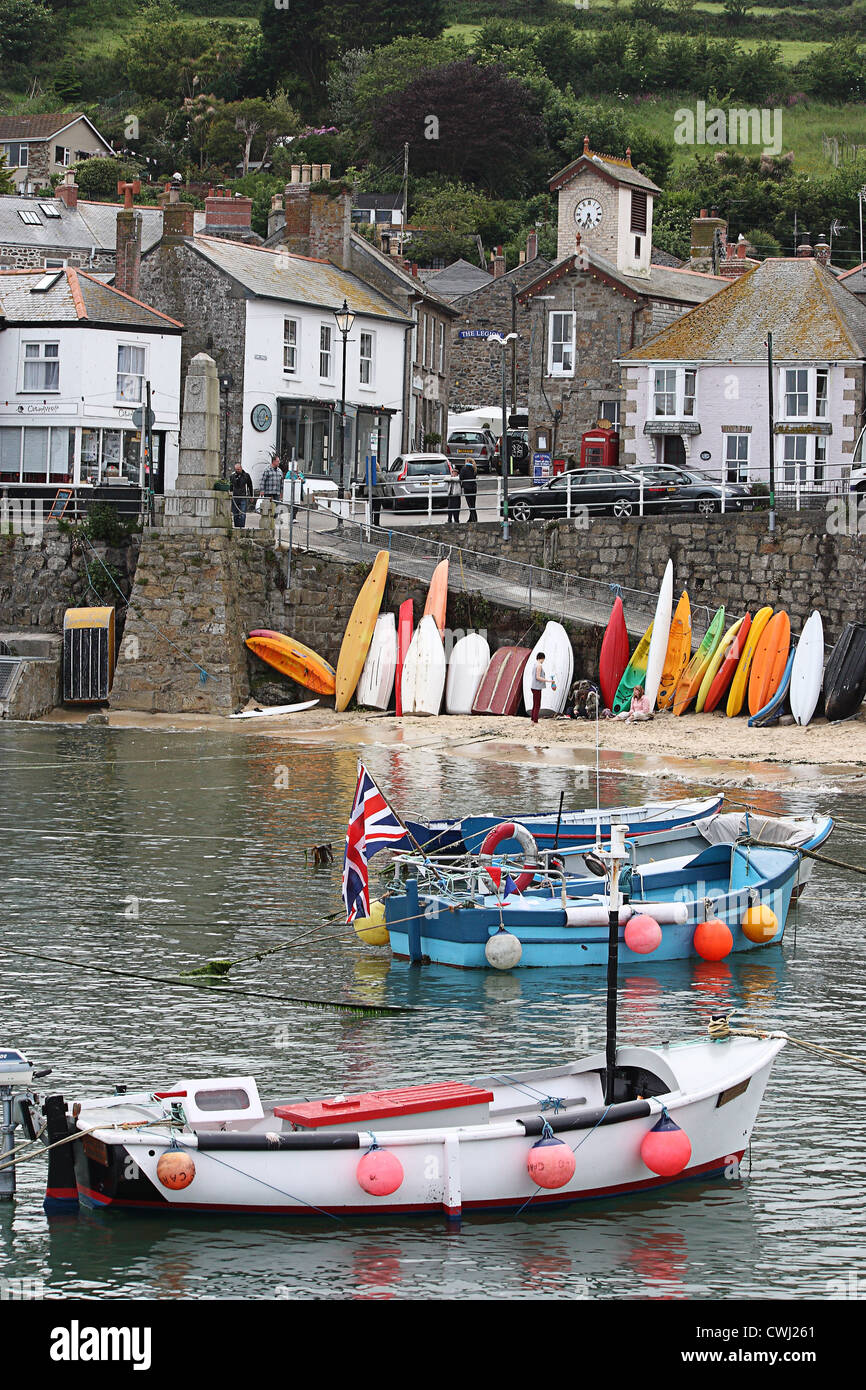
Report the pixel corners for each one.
[250,403,273,432]
[574,197,603,230]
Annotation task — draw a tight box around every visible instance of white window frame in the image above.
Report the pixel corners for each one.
[359,329,375,388]
[815,368,828,419]
[653,367,697,419]
[781,434,808,484]
[319,324,333,381]
[421,314,427,367]
[0,424,72,483]
[782,368,809,418]
[653,368,677,417]
[438,322,445,374]
[725,432,750,483]
[598,399,621,429]
[54,145,71,168]
[548,312,575,377]
[20,340,60,393]
[43,257,67,269]
[283,317,299,375]
[116,343,146,403]
[3,142,28,167]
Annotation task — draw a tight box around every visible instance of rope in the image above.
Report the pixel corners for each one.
[708,1015,866,1075]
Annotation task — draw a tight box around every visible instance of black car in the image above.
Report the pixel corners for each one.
[506,468,671,522]
[628,464,754,514]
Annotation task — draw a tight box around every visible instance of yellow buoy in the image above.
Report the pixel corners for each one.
[741,904,779,945]
[353,900,389,947]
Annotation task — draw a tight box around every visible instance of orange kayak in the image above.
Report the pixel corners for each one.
[704,614,752,712]
[424,559,448,637]
[748,610,791,716]
[657,591,691,711]
[245,631,336,695]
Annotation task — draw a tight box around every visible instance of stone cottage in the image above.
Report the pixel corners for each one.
[0,112,113,192]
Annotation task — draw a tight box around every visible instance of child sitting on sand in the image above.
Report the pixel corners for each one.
[614,685,652,723]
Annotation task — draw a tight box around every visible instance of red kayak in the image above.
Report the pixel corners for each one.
[599,596,629,711]
[704,612,752,712]
[472,646,531,715]
[394,599,414,716]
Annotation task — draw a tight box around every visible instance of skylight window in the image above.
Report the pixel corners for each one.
[39,203,61,218]
[18,209,42,226]
[31,271,63,293]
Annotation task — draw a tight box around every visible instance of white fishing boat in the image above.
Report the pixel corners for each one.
[356,614,397,710]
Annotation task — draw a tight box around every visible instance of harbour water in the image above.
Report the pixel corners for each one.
[1,722,864,1300]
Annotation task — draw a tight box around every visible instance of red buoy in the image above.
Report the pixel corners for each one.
[693,918,733,962]
[527,1136,576,1189]
[357,1148,403,1196]
[640,1112,692,1177]
[624,913,663,955]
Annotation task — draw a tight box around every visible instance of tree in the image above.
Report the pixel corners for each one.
[408,182,489,264]
[328,0,445,50]
[371,61,545,198]
[722,0,751,22]
[0,150,16,196]
[74,156,142,200]
[0,0,49,64]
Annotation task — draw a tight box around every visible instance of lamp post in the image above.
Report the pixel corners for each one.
[486,332,518,540]
[766,333,776,536]
[334,298,355,521]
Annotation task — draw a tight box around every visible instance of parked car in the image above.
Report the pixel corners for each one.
[445,429,498,474]
[628,464,754,514]
[506,468,670,522]
[850,425,865,493]
[496,429,531,476]
[380,453,455,511]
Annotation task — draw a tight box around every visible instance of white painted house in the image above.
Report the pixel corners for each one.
[621,256,866,489]
[0,267,182,496]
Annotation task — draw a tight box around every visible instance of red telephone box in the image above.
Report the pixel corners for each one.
[579,428,619,468]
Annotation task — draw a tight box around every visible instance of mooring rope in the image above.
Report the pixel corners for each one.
[710,1016,866,1074]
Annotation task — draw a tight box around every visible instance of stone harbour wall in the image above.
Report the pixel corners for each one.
[0,529,139,632]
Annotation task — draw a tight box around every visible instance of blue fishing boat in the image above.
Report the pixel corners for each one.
[384,842,803,969]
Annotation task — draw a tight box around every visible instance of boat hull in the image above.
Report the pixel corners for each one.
[459,794,724,855]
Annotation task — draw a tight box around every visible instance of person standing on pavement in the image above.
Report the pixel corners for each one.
[447,464,461,524]
[530,651,553,724]
[229,460,253,528]
[259,452,285,507]
[459,457,478,523]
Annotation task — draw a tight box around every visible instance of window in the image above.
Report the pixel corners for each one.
[319,324,332,379]
[43,257,66,269]
[815,369,828,418]
[784,369,808,417]
[22,342,59,391]
[683,370,696,417]
[283,318,298,374]
[814,435,827,484]
[428,316,434,365]
[654,369,676,417]
[548,312,575,375]
[359,331,374,386]
[40,203,61,219]
[630,190,647,234]
[2,142,28,167]
[438,322,445,373]
[598,400,621,429]
[725,433,750,483]
[54,146,71,167]
[0,425,72,483]
[17,209,41,226]
[634,237,642,259]
[421,314,427,367]
[782,435,808,484]
[116,344,145,402]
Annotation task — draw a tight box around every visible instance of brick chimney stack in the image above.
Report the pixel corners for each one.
[689,207,727,273]
[526,229,538,263]
[796,239,813,258]
[492,245,506,278]
[115,206,142,298]
[162,202,194,241]
[203,188,254,240]
[56,172,78,210]
[281,165,351,267]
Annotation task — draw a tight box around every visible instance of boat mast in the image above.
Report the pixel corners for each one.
[604,824,627,1105]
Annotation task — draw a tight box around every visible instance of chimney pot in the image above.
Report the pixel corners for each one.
[526,229,538,262]
[700,208,707,219]
[815,238,830,265]
[311,163,322,182]
[583,135,590,154]
[301,164,312,183]
[322,163,332,181]
[737,241,746,259]
[290,165,300,184]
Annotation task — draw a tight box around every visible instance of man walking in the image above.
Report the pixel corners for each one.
[229,460,253,528]
[259,451,285,507]
[459,457,478,523]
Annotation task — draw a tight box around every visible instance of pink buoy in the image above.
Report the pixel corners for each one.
[356,1148,403,1196]
[623,913,663,955]
[640,1111,692,1177]
[527,1137,576,1190]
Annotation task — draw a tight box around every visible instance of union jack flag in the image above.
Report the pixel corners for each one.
[342,764,407,922]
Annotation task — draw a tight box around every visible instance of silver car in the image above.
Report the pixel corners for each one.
[380,453,455,511]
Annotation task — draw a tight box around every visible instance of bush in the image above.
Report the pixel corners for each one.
[74,155,143,199]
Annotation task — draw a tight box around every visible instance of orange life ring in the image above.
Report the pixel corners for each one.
[479,821,538,892]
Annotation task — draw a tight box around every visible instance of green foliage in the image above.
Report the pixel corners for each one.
[121,3,253,103]
[0,0,50,65]
[796,38,866,101]
[560,101,674,186]
[743,227,783,258]
[722,0,751,22]
[409,182,489,263]
[651,189,695,260]
[73,154,142,198]
[74,502,141,547]
[0,150,15,195]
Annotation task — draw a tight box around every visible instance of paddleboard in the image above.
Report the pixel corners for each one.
[395,599,413,717]
[643,559,674,709]
[790,611,824,727]
[823,621,866,722]
[356,613,397,710]
[612,623,653,716]
[657,591,691,711]
[424,559,449,637]
[704,613,751,713]
[672,605,725,716]
[748,610,791,716]
[401,614,447,716]
[523,622,573,718]
[335,550,389,712]
[472,646,531,715]
[599,596,629,711]
[245,631,336,695]
[748,646,795,726]
[446,633,491,714]
[695,615,745,713]
[726,605,773,716]
[230,700,319,719]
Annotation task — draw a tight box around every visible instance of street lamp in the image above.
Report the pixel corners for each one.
[486,332,518,540]
[334,298,355,516]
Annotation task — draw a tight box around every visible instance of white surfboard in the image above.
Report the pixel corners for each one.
[790,610,824,726]
[523,621,573,718]
[644,558,674,709]
[445,633,491,714]
[356,613,397,710]
[230,700,319,719]
[400,615,446,716]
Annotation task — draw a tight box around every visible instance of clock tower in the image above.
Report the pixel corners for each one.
[551,136,659,278]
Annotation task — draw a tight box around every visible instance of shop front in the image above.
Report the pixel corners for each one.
[275,398,394,484]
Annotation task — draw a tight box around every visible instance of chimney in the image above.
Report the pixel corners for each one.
[162,202,194,241]
[56,172,77,210]
[796,240,813,258]
[311,164,322,182]
[737,238,747,259]
[519,250,526,264]
[267,192,286,240]
[492,245,505,278]
[815,238,830,266]
[309,185,352,268]
[526,228,538,263]
[689,207,726,272]
[204,190,253,240]
[283,181,312,255]
[290,164,301,184]
[321,164,332,181]
[719,234,758,280]
[301,164,312,183]
[115,207,142,298]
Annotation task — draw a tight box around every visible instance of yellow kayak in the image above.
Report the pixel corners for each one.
[672,606,725,716]
[695,616,745,713]
[335,550,390,712]
[726,605,774,716]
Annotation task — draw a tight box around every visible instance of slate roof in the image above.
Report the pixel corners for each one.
[418,258,493,300]
[188,236,412,323]
[518,246,723,308]
[354,193,405,213]
[348,233,458,316]
[0,193,165,255]
[623,257,866,362]
[839,261,866,297]
[0,268,183,331]
[0,111,112,148]
[549,149,660,195]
